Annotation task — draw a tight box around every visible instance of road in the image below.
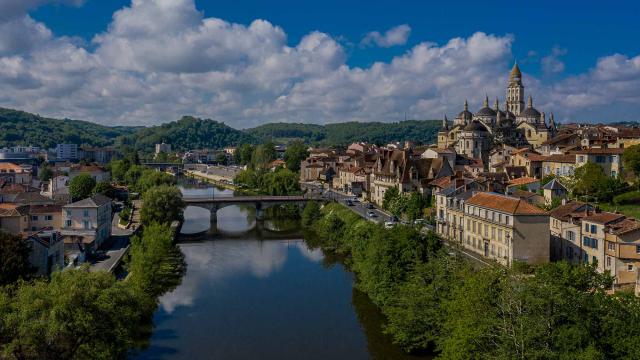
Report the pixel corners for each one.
[88,209,133,273]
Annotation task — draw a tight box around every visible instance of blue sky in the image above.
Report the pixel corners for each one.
[32,0,640,76]
[1,0,639,127]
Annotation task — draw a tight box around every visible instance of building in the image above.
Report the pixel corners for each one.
[55,144,78,160]
[0,163,32,184]
[61,194,112,252]
[542,178,567,205]
[40,175,71,203]
[574,148,624,178]
[69,165,111,182]
[437,64,557,160]
[541,154,576,177]
[155,142,172,155]
[436,190,549,266]
[506,177,540,194]
[80,146,119,164]
[28,205,63,232]
[0,204,30,235]
[27,231,65,276]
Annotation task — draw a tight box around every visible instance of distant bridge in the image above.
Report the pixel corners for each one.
[182,195,319,222]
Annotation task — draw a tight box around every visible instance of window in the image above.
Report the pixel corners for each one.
[66,210,71,217]
[583,236,590,246]
[590,224,597,234]
[606,257,611,267]
[584,223,589,232]
[498,229,503,242]
[473,221,477,233]
[592,256,597,265]
[484,224,488,237]
[45,215,52,221]
[65,220,72,227]
[31,215,38,221]
[467,219,471,230]
[505,216,510,225]
[567,231,575,241]
[592,238,598,249]
[608,243,615,251]
[83,220,90,229]
[628,264,634,272]
[83,210,89,217]
[491,227,495,239]
[636,245,640,254]
[583,253,588,263]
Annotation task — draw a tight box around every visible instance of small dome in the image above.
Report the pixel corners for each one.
[520,107,541,118]
[464,120,488,132]
[457,109,473,120]
[476,106,496,117]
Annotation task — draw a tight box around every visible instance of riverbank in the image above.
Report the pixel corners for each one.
[185,169,238,190]
[304,202,640,358]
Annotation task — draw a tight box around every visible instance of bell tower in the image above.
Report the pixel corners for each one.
[506,62,525,115]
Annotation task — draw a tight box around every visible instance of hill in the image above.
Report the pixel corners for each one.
[119,116,257,152]
[0,108,132,149]
[246,120,441,146]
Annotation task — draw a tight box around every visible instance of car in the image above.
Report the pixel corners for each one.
[352,197,360,203]
[367,211,377,218]
[345,200,354,206]
[401,220,411,226]
[384,221,396,229]
[366,203,375,209]
[391,215,399,222]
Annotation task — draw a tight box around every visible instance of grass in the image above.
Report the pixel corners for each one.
[598,202,640,220]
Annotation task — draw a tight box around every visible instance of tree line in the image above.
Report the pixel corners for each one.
[303,202,640,359]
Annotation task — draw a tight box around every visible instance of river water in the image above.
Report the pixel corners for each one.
[134,186,428,360]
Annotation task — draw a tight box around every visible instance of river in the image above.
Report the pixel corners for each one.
[134,186,429,360]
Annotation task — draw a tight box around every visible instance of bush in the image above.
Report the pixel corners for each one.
[613,191,640,205]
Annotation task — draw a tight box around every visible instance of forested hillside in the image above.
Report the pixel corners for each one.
[247,120,441,146]
[0,108,131,149]
[118,116,257,152]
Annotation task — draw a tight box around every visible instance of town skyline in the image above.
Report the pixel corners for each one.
[1,0,639,127]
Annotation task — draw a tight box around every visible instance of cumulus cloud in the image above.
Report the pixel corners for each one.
[541,46,567,75]
[0,0,639,126]
[361,24,411,48]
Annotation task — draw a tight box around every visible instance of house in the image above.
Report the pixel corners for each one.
[27,231,65,276]
[463,192,549,265]
[61,194,112,253]
[542,178,567,205]
[28,205,63,232]
[0,204,30,235]
[574,148,624,178]
[506,177,540,194]
[604,217,640,289]
[541,154,576,177]
[69,165,111,182]
[40,175,71,203]
[421,148,456,169]
[0,163,32,184]
[370,149,452,206]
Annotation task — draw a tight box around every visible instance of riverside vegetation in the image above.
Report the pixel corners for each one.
[303,202,640,359]
[0,158,186,359]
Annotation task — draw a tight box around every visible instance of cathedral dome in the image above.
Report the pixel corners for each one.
[520,107,541,118]
[464,120,488,132]
[458,109,473,120]
[476,106,496,117]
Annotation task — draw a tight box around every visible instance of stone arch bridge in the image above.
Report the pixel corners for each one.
[182,195,318,224]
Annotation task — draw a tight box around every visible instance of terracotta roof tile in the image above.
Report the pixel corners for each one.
[508,177,539,186]
[466,192,547,215]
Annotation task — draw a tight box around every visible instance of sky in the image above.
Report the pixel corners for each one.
[0,0,639,128]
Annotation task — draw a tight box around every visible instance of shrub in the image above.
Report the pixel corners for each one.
[613,191,640,205]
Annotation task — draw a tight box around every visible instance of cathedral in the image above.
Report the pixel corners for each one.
[437,63,557,163]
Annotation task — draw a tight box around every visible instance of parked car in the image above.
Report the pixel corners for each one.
[352,197,360,203]
[391,215,399,222]
[367,211,377,218]
[346,200,354,206]
[366,203,375,209]
[384,221,396,229]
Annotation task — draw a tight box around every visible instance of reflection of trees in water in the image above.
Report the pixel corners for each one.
[351,288,433,360]
[263,205,301,232]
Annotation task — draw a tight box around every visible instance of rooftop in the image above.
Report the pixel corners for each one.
[466,192,547,215]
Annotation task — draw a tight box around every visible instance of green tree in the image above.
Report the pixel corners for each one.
[252,141,277,168]
[573,163,624,202]
[214,152,228,165]
[0,269,149,359]
[38,166,53,182]
[301,201,322,227]
[382,187,400,211]
[140,185,185,225]
[260,168,301,195]
[404,192,426,221]
[623,144,640,181]
[235,144,254,165]
[69,174,97,201]
[135,169,176,194]
[109,159,129,182]
[0,232,34,286]
[92,180,116,198]
[124,165,144,188]
[283,141,309,172]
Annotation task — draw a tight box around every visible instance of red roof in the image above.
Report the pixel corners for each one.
[466,192,547,215]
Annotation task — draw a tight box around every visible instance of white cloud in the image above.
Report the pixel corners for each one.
[541,46,567,75]
[361,24,411,48]
[0,0,639,126]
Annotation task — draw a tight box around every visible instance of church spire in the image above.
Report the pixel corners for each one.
[483,94,489,107]
[442,114,449,131]
[494,97,500,111]
[528,95,533,108]
[464,99,469,111]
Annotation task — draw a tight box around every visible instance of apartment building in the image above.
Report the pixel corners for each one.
[437,190,549,266]
[61,194,112,252]
[55,144,78,160]
[574,148,624,178]
[0,163,32,184]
